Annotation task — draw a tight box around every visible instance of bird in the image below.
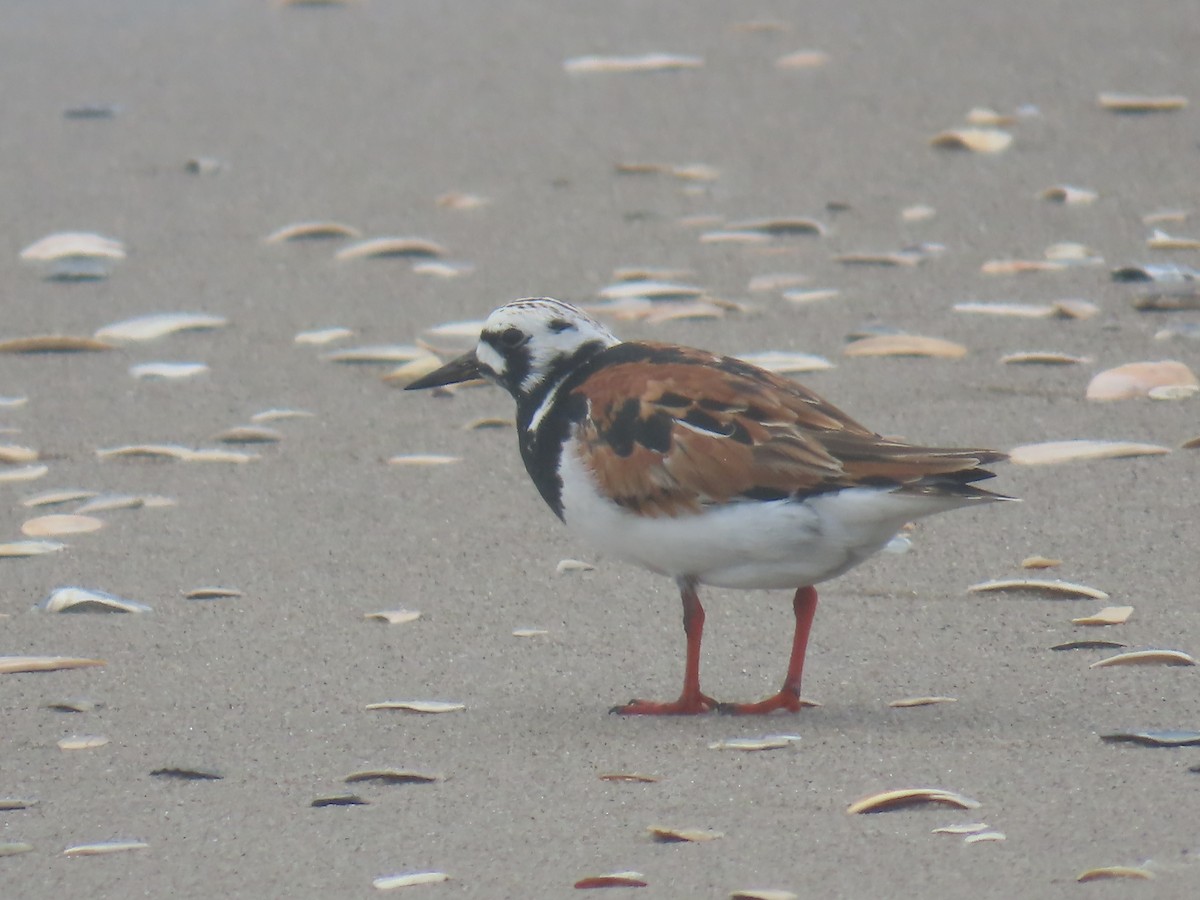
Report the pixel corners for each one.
[407,297,1013,715]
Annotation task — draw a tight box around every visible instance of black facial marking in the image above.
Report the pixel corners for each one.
[548,318,575,333]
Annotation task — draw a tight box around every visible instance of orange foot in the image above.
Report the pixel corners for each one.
[716,690,821,715]
[610,692,719,716]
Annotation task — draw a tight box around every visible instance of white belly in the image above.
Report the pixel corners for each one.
[557,439,948,590]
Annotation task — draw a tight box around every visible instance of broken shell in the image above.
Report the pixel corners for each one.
[614,162,719,182]
[556,558,596,574]
[96,313,228,342]
[1051,640,1126,651]
[335,237,446,260]
[783,288,840,305]
[58,734,109,750]
[953,302,1060,318]
[1148,384,1199,400]
[930,128,1012,153]
[963,831,1006,844]
[1040,185,1098,205]
[1077,866,1156,882]
[364,610,421,625]
[214,425,283,444]
[436,191,490,209]
[0,656,104,674]
[462,416,513,431]
[0,464,49,483]
[1053,299,1100,318]
[964,107,1014,126]
[366,700,465,713]
[599,280,705,301]
[387,455,461,466]
[346,769,444,785]
[1001,352,1089,366]
[251,408,315,423]
[564,52,702,74]
[1143,209,1190,225]
[0,799,37,810]
[1090,649,1197,668]
[97,444,257,463]
[901,204,936,222]
[730,891,798,900]
[846,788,981,815]
[775,49,829,69]
[0,843,34,857]
[747,273,808,292]
[734,351,834,373]
[75,497,142,518]
[295,327,355,345]
[1113,262,1200,283]
[323,344,427,364]
[1101,729,1200,747]
[0,540,66,558]
[573,872,649,889]
[931,823,989,835]
[21,514,104,537]
[39,587,151,614]
[129,362,209,380]
[0,336,113,353]
[1008,440,1170,465]
[265,221,360,242]
[699,229,774,245]
[844,335,967,359]
[723,217,826,237]
[20,232,125,261]
[1021,556,1061,569]
[980,259,1068,275]
[45,698,96,713]
[512,628,549,637]
[648,826,723,843]
[1044,242,1096,261]
[708,736,795,752]
[968,579,1108,600]
[599,773,659,783]
[1072,606,1134,626]
[63,840,148,857]
[1086,361,1198,400]
[1098,92,1187,112]
[0,444,38,464]
[185,587,243,600]
[184,157,223,175]
[382,356,447,387]
[150,766,224,780]
[413,260,473,278]
[888,696,957,708]
[312,794,367,807]
[1146,229,1200,250]
[373,872,451,891]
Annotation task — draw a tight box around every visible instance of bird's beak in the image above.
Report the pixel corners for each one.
[404,350,483,390]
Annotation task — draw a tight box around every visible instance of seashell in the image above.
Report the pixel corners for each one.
[931,823,989,835]
[699,229,774,244]
[364,610,421,625]
[1148,384,1199,400]
[846,788,981,815]
[963,831,1006,844]
[39,587,151,614]
[1040,185,1098,205]
[980,258,1068,275]
[1086,360,1198,400]
[1100,729,1200,747]
[648,826,723,843]
[185,587,243,600]
[954,302,1057,318]
[0,656,104,674]
[1052,299,1100,318]
[20,232,125,261]
[22,514,104,537]
[512,628,549,637]
[888,696,957,708]
[1098,92,1187,112]
[1072,606,1133,626]
[184,157,223,175]
[1132,285,1200,311]
[0,395,29,408]
[1112,262,1200,283]
[1001,352,1089,366]
[930,128,1012,153]
[323,344,427,364]
[251,408,315,423]
[1077,865,1155,882]
[57,735,109,750]
[412,260,473,278]
[424,320,487,340]
[96,312,227,342]
[0,464,49,483]
[1021,556,1061,569]
[734,351,834,374]
[0,799,37,810]
[97,444,257,463]
[615,162,719,182]
[1090,649,1197,668]
[311,794,367,807]
[21,489,100,509]
[436,191,490,209]
[373,872,451,891]
[844,335,967,359]
[149,766,223,780]
[835,244,944,267]
[345,769,444,785]
[213,425,283,444]
[0,445,38,464]
[135,494,175,508]
[0,843,34,857]
[724,217,826,237]
[1051,640,1127,651]
[129,362,209,380]
[1146,229,1200,250]
[295,327,355,345]
[45,698,97,712]
[564,52,702,74]
[0,335,113,353]
[573,871,649,889]
[708,736,797,752]
[775,49,829,69]
[748,273,808,292]
[381,356,447,387]
[968,579,1107,600]
[556,558,595,574]
[63,840,148,857]
[1008,440,1170,466]
[1044,242,1096,261]
[386,455,461,466]
[901,204,936,222]
[599,280,705,301]
[964,107,1015,126]
[1184,435,1200,450]
[643,301,728,324]
[265,221,360,243]
[366,700,465,713]
[462,416,513,431]
[783,288,840,305]
[335,237,446,260]
[0,539,66,558]
[598,773,659,783]
[730,891,798,900]
[1143,209,1190,225]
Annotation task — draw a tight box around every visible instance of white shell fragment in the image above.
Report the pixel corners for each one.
[783,289,841,305]
[648,826,724,843]
[598,773,659,783]
[366,700,465,714]
[1021,556,1062,569]
[556,558,596,574]
[1008,440,1171,466]
[387,455,461,466]
[373,871,450,891]
[844,335,967,359]
[1146,229,1200,250]
[335,237,446,260]
[0,656,105,674]
[0,336,113,354]
[1000,352,1090,366]
[63,840,148,857]
[1086,361,1199,400]
[76,494,148,513]
[748,273,808,293]
[931,823,990,835]
[295,327,355,345]
[322,345,427,364]
[1089,649,1197,668]
[20,232,125,261]
[97,444,257,463]
[930,128,1012,153]
[846,788,981,815]
[573,872,649,889]
[964,831,1006,844]
[1040,185,1098,205]
[1098,92,1187,112]
[1072,606,1134,626]
[213,425,283,444]
[615,162,719,181]
[185,587,243,600]
[598,280,705,301]
[436,191,490,209]
[251,408,315,423]
[0,464,49,483]
[512,628,549,637]
[1077,865,1156,883]
[0,540,66,558]
[901,204,936,221]
[776,49,829,69]
[723,217,827,237]
[57,734,109,750]
[968,579,1108,600]
[129,362,209,380]
[0,843,34,857]
[39,587,152,614]
[96,313,228,342]
[21,514,104,537]
[564,53,702,74]
[412,260,473,278]
[0,444,38,463]
[265,221,361,243]
[734,351,834,374]
[888,696,957,708]
[708,735,800,752]
[424,320,487,340]
[381,356,446,387]
[364,609,421,625]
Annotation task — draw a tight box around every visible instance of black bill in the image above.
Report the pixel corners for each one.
[404,350,483,390]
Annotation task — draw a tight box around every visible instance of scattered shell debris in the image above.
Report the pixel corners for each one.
[931,823,990,835]
[184,157,223,175]
[783,289,840,305]
[1086,361,1198,401]
[413,260,473,278]
[386,455,461,467]
[295,327,355,345]
[185,587,243,600]
[1146,229,1200,251]
[251,408,315,422]
[1090,649,1197,668]
[1008,440,1171,466]
[556,558,596,574]
[846,788,981,815]
[748,273,808,292]
[22,514,104,537]
[614,162,719,182]
[0,464,50,483]
[1100,730,1200,748]
[775,49,829,69]
[648,826,723,843]
[1051,640,1127,652]
[364,609,421,625]
[968,579,1108,600]
[0,444,38,463]
[345,769,444,785]
[129,362,209,380]
[573,871,649,889]
[0,799,37,811]
[901,204,936,222]
[335,237,446,261]
[437,191,490,209]
[57,734,109,751]
[0,540,66,558]
[722,217,827,237]
[62,840,148,857]
[96,312,228,342]
[373,872,451,891]
[45,698,97,713]
[382,356,446,387]
[930,128,1012,153]
[0,843,34,857]
[0,656,105,674]
[366,700,465,713]
[20,232,125,261]
[708,735,802,752]
[213,425,283,444]
[1001,352,1089,366]
[1072,606,1134,626]
[150,767,224,780]
[734,351,834,373]
[76,494,148,514]
[599,279,705,301]
[1077,865,1156,882]
[462,416,513,431]
[844,335,967,359]
[265,221,361,243]
[953,300,1097,319]
[1112,262,1200,283]
[1040,185,1098,205]
[964,831,1006,844]
[599,773,659,783]
[888,696,957,708]
[512,628,549,637]
[564,52,702,74]
[0,335,113,354]
[39,587,152,614]
[97,444,257,463]
[1098,92,1187,112]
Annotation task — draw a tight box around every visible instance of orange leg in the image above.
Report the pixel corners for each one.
[611,580,718,715]
[719,586,820,715]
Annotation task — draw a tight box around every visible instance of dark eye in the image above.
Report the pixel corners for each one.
[499,327,526,349]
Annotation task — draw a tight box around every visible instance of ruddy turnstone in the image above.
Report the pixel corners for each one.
[408,298,1012,715]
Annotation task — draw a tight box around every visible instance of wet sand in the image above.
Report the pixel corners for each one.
[3,1,1199,897]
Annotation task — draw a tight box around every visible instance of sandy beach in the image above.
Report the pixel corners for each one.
[3,1,1199,897]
